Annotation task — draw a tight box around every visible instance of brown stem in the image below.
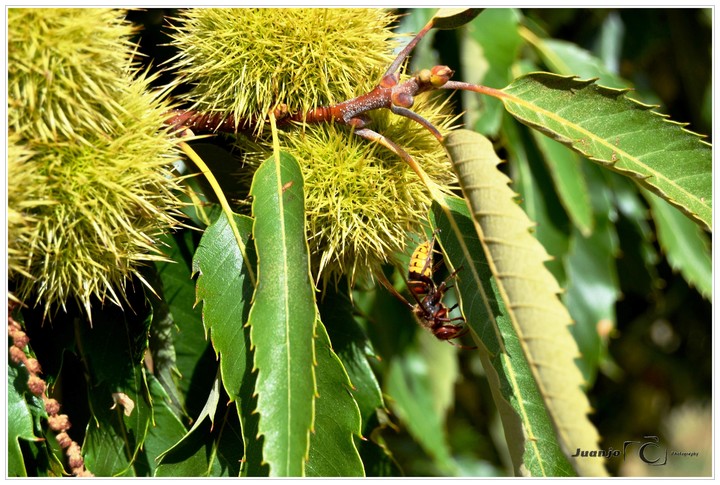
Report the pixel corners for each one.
[441,80,507,99]
[167,74,505,142]
[165,110,244,133]
[382,18,435,80]
[165,104,291,135]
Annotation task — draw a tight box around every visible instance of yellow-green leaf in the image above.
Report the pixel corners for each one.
[444,129,607,477]
[431,196,574,477]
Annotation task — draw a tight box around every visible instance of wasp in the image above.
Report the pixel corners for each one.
[384,231,473,347]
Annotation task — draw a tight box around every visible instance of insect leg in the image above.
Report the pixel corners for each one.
[435,266,463,294]
[438,315,465,323]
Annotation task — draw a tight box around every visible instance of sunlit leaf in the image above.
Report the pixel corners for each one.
[191,211,260,475]
[432,8,484,30]
[503,114,570,284]
[431,195,575,477]
[248,152,316,476]
[498,73,712,230]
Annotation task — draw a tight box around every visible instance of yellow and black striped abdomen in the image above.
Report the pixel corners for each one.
[408,240,434,296]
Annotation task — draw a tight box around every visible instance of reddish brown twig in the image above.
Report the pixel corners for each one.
[441,80,507,99]
[165,110,244,133]
[168,64,454,137]
[165,103,290,135]
[297,65,452,130]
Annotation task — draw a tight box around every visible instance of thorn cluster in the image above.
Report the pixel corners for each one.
[8,8,187,319]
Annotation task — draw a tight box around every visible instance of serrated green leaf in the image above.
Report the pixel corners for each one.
[319,284,384,430]
[154,373,242,477]
[192,211,255,399]
[8,365,39,477]
[508,60,594,237]
[444,129,606,476]
[645,190,712,300]
[503,114,570,285]
[325,287,399,477]
[498,73,712,230]
[248,152,316,477]
[154,373,221,475]
[514,17,651,282]
[306,321,364,477]
[155,230,214,418]
[191,210,260,474]
[430,195,574,477]
[141,374,193,476]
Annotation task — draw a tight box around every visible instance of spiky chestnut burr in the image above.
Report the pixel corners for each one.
[8,8,186,319]
[168,8,399,133]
